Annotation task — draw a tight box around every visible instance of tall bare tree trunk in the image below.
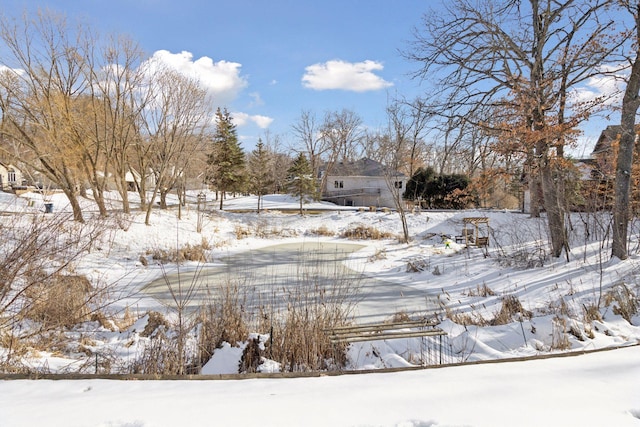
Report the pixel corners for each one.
[612,4,640,259]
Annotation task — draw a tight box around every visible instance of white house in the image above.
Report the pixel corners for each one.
[321,158,405,208]
[0,162,24,192]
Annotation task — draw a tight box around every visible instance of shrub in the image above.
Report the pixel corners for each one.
[24,274,93,328]
[551,316,571,350]
[141,311,170,337]
[491,295,531,326]
[234,225,251,239]
[150,242,209,263]
[604,283,638,323]
[465,284,496,297]
[309,225,334,236]
[342,224,395,240]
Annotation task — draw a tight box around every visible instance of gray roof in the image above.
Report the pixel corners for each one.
[592,125,621,155]
[326,158,405,177]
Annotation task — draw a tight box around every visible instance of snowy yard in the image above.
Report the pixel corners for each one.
[0,190,639,426]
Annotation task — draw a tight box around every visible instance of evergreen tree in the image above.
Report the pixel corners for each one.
[247,138,273,213]
[286,152,315,215]
[405,167,470,209]
[206,108,246,209]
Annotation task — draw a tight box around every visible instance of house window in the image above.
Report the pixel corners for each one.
[334,180,343,189]
[8,169,16,184]
[394,181,402,189]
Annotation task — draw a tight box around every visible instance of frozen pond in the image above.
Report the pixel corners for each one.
[143,241,437,323]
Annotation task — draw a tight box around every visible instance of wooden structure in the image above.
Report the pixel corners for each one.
[326,319,446,344]
[456,217,490,247]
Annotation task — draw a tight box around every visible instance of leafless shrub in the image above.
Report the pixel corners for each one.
[342,224,395,240]
[465,283,496,297]
[195,282,252,368]
[389,311,412,323]
[490,220,549,268]
[604,283,638,323]
[129,329,183,375]
[140,311,170,337]
[582,303,602,323]
[234,225,251,239]
[150,242,210,263]
[444,306,489,327]
[406,257,429,272]
[551,316,571,350]
[497,247,547,269]
[0,213,108,368]
[368,248,387,262]
[309,225,335,236]
[491,295,532,326]
[24,274,93,329]
[270,286,352,372]
[239,335,264,373]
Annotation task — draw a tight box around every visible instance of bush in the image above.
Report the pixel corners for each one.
[342,224,395,240]
[491,295,531,326]
[24,274,93,328]
[309,225,335,237]
[604,283,638,323]
[150,242,209,263]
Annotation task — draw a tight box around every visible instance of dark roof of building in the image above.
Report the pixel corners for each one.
[592,125,621,155]
[325,157,405,177]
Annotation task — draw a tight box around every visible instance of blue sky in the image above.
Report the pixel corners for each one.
[1,0,628,156]
[1,0,431,150]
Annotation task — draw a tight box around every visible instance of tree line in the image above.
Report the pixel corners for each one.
[2,3,640,261]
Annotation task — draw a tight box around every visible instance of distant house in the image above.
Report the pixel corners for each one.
[588,124,640,180]
[122,168,157,192]
[0,161,24,192]
[320,158,405,208]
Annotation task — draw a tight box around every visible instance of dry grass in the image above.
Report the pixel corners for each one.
[491,295,532,326]
[140,311,170,337]
[235,225,251,239]
[551,316,571,350]
[445,309,489,327]
[465,283,496,297]
[604,283,638,323]
[24,274,93,329]
[309,225,335,237]
[368,248,387,262]
[342,224,395,240]
[128,256,360,375]
[150,242,210,263]
[195,282,252,368]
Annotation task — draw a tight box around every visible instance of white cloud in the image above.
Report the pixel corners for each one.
[248,92,264,107]
[0,65,24,77]
[232,112,273,129]
[302,59,393,92]
[145,50,248,105]
[571,64,627,107]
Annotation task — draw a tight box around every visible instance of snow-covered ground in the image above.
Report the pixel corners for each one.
[0,190,639,426]
[1,345,638,427]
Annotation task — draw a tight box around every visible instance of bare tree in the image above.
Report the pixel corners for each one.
[367,100,424,243]
[0,11,91,222]
[317,109,364,198]
[405,0,623,258]
[291,110,327,196]
[612,1,640,260]
[84,34,150,214]
[139,67,212,225]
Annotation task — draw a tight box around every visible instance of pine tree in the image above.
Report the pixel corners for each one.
[206,108,246,210]
[247,138,274,213]
[286,152,315,215]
